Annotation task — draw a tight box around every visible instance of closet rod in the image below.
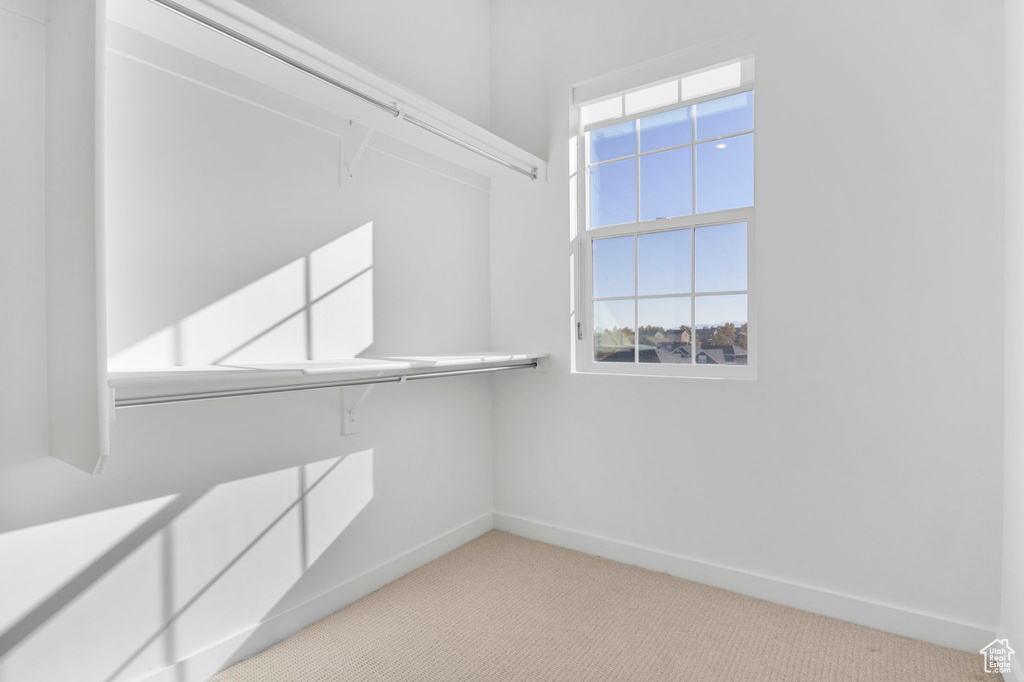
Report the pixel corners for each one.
[404,114,537,179]
[115,361,538,408]
[148,0,400,116]
[146,0,538,180]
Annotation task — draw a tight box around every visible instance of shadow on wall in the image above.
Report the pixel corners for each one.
[110,222,375,369]
[0,450,375,682]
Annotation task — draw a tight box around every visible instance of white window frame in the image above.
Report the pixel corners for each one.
[572,65,756,380]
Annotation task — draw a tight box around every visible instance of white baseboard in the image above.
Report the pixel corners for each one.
[1000,638,1024,682]
[494,511,996,654]
[134,512,494,682]
[131,508,998,682]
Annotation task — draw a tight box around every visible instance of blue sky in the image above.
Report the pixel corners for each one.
[593,223,747,330]
[588,92,752,332]
[589,91,753,228]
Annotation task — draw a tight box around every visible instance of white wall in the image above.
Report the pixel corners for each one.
[1004,0,1024,673]
[103,46,492,367]
[489,0,1004,649]
[0,3,49,471]
[0,6,495,681]
[1,1,1012,679]
[234,0,491,129]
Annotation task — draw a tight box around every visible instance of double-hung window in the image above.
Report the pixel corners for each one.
[573,56,755,378]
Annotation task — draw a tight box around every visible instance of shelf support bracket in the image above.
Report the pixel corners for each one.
[342,122,374,182]
[340,382,375,435]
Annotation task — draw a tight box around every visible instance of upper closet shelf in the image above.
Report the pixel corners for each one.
[106,0,547,181]
[110,353,548,407]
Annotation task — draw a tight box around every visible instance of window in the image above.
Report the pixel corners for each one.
[572,57,755,378]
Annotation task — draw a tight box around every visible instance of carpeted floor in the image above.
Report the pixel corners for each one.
[210,530,994,681]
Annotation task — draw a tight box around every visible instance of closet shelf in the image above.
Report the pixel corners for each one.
[109,353,547,407]
[106,0,547,182]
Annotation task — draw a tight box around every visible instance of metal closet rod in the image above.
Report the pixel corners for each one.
[146,0,538,180]
[115,361,538,408]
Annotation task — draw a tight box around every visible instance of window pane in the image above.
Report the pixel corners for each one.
[590,120,636,162]
[695,133,753,213]
[695,294,747,365]
[594,299,635,363]
[679,63,741,103]
[625,80,678,116]
[639,229,691,295]
[639,148,692,221]
[695,91,754,141]
[593,235,635,298]
[581,97,622,127]
[695,222,746,292]
[638,107,692,152]
[639,297,692,364]
[590,159,637,227]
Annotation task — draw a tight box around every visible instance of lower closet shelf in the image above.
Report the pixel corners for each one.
[108,353,547,408]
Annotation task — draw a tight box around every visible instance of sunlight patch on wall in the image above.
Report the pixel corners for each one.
[165,465,306,660]
[0,452,374,682]
[106,326,178,370]
[0,496,178,636]
[224,312,308,365]
[108,222,375,370]
[0,515,170,682]
[303,449,374,565]
[309,221,373,299]
[181,260,306,365]
[311,269,374,359]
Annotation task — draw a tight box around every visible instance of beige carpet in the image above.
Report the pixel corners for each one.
[210,530,994,681]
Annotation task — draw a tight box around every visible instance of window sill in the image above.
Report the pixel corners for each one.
[573,363,756,381]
